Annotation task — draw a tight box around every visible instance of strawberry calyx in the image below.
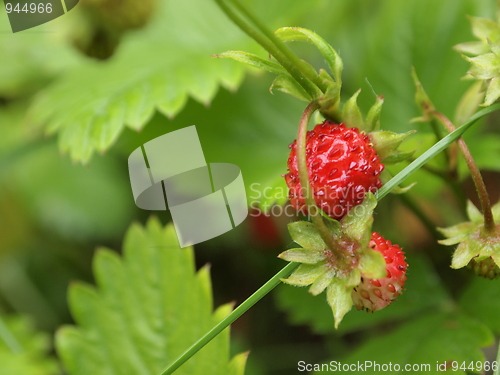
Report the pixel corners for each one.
[439,200,500,279]
[279,193,389,328]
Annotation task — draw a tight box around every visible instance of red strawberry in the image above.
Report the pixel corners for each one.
[352,232,407,312]
[284,120,384,220]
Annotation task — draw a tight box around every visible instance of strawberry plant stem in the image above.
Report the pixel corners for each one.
[227,0,327,92]
[215,0,321,99]
[431,110,496,233]
[158,261,299,375]
[296,102,345,261]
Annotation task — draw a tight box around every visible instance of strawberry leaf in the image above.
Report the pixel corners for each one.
[322,313,493,374]
[56,218,247,375]
[28,0,309,163]
[0,314,59,375]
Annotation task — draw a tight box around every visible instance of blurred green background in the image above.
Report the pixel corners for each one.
[1,0,500,374]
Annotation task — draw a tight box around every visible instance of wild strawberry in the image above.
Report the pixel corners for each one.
[352,232,407,312]
[284,120,384,220]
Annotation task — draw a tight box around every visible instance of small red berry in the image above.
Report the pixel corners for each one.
[352,232,407,312]
[284,120,384,220]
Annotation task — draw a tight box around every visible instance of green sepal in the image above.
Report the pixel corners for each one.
[438,222,474,241]
[365,95,384,132]
[452,240,483,269]
[368,130,415,160]
[380,170,415,194]
[278,248,325,264]
[342,89,364,129]
[465,53,500,80]
[326,270,360,329]
[214,51,287,75]
[359,248,387,279]
[483,76,500,106]
[454,81,485,125]
[382,151,416,165]
[455,41,490,55]
[288,221,335,250]
[281,263,327,287]
[467,200,483,223]
[270,74,311,102]
[309,269,336,296]
[275,27,343,84]
[412,67,435,117]
[468,16,500,43]
[439,199,500,275]
[340,193,377,243]
[318,77,341,120]
[491,199,500,219]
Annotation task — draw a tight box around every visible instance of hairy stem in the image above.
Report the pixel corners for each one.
[431,111,495,233]
[214,0,321,99]
[296,102,345,262]
[158,262,299,375]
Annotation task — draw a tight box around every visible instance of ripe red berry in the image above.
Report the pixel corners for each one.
[284,120,384,220]
[352,232,407,312]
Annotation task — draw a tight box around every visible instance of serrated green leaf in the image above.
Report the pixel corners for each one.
[274,27,343,83]
[56,219,246,375]
[0,314,59,375]
[270,74,312,101]
[28,0,313,163]
[320,313,493,375]
[215,51,287,75]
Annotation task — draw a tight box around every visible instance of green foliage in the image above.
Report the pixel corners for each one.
[0,314,59,375]
[460,277,500,334]
[28,0,312,163]
[317,313,492,375]
[56,218,247,375]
